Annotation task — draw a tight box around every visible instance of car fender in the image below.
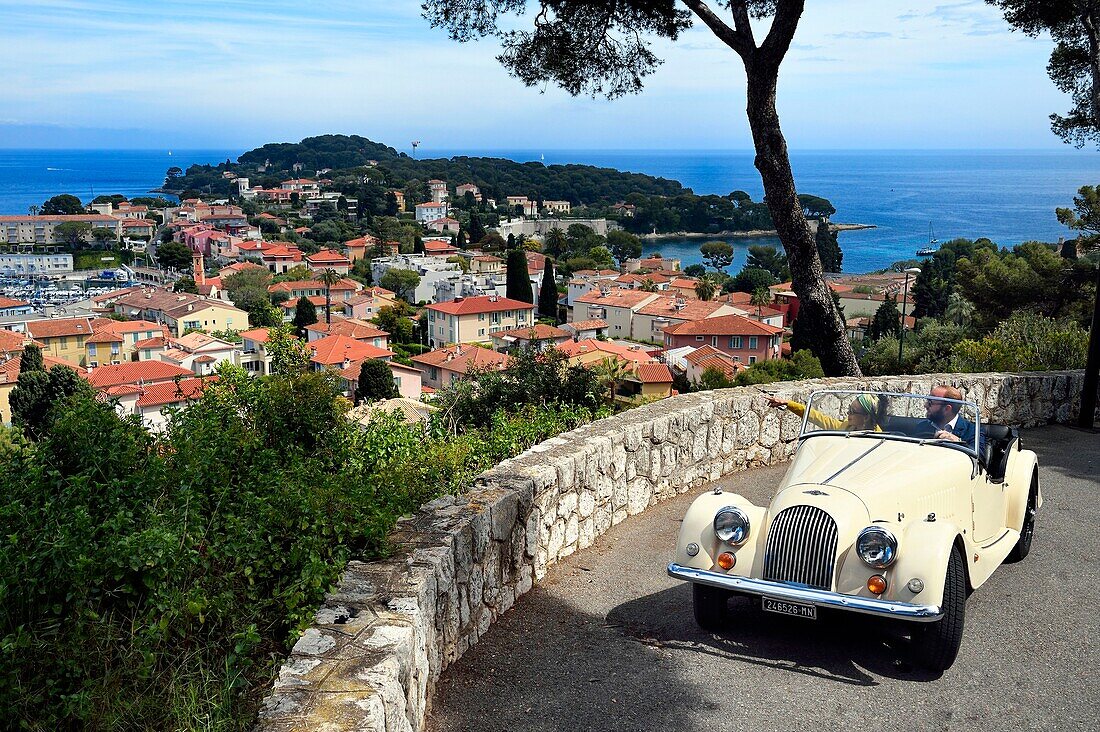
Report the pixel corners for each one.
[887,519,968,608]
[1004,449,1040,533]
[674,491,765,575]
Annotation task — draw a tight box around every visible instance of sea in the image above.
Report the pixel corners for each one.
[1,147,1096,274]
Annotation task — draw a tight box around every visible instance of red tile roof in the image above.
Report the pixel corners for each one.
[0,329,29,353]
[309,335,393,365]
[664,313,783,337]
[239,328,273,343]
[85,361,194,389]
[305,319,388,340]
[563,319,608,331]
[0,296,30,308]
[635,363,674,384]
[25,317,95,339]
[305,249,351,263]
[556,339,654,367]
[637,297,734,321]
[426,295,535,316]
[574,289,659,308]
[136,377,213,408]
[412,346,511,375]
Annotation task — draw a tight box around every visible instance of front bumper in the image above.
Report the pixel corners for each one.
[667,562,943,622]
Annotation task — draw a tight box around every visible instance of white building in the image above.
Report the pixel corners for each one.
[370,254,463,304]
[495,217,615,240]
[542,200,571,214]
[0,249,74,275]
[415,202,449,222]
[428,180,449,204]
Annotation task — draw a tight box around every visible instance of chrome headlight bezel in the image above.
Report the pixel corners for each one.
[713,506,750,545]
[856,526,898,569]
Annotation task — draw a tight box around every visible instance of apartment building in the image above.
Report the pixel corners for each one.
[424,295,536,347]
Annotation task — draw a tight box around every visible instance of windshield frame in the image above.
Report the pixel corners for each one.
[794,389,982,456]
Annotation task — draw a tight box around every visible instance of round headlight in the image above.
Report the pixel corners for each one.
[856,526,898,569]
[714,506,750,545]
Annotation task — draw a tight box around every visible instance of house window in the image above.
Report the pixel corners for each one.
[749,336,758,349]
[478,313,485,321]
[696,336,704,342]
[88,344,97,356]
[111,344,120,355]
[729,336,743,349]
[749,356,757,364]
[479,329,485,336]
[59,337,67,349]
[711,336,718,347]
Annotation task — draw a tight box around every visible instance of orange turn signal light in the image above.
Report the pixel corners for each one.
[867,575,888,595]
[717,552,736,570]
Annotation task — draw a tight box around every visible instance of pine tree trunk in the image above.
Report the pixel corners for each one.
[745,66,861,376]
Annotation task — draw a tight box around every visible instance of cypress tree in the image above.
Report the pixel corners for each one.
[293,296,318,335]
[355,359,398,404]
[506,249,534,303]
[468,213,486,244]
[413,234,424,254]
[538,260,558,320]
[18,344,44,375]
[456,230,468,249]
[869,295,901,341]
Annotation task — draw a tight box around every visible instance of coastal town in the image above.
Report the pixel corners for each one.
[0,164,932,428]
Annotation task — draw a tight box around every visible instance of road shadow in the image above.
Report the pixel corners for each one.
[606,584,942,685]
[427,588,720,732]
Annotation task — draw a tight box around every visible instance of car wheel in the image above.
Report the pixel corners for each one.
[692,583,729,631]
[913,545,966,672]
[1006,473,1038,563]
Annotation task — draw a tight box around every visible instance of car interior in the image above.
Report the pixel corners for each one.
[884,415,1018,481]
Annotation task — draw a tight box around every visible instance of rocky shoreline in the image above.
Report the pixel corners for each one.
[640,222,876,241]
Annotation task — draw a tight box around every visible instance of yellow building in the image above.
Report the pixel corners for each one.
[425,295,536,348]
[112,288,248,336]
[24,317,97,365]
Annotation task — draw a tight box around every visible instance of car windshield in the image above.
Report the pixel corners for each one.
[798,390,981,454]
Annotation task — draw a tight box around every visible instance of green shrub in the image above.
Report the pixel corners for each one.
[952,312,1088,372]
[733,350,824,386]
[0,364,603,729]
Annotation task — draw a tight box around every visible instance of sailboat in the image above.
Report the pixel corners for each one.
[916,222,938,257]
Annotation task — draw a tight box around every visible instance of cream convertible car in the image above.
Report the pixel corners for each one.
[668,390,1041,671]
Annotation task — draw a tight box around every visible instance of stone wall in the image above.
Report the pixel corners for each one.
[255,371,1092,732]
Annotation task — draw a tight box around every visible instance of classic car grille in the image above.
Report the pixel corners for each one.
[762,505,838,590]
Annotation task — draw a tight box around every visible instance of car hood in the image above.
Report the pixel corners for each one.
[779,434,972,521]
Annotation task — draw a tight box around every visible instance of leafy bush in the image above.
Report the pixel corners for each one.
[0,364,603,730]
[952,312,1088,372]
[733,350,824,386]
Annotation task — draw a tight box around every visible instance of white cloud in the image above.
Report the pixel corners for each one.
[0,0,1073,149]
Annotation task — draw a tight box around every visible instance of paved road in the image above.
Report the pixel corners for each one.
[428,426,1099,732]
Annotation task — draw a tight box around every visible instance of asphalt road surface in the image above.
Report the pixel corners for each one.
[427,426,1099,732]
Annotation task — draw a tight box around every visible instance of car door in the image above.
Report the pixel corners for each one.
[971,468,1007,542]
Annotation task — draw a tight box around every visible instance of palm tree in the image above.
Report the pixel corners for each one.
[945,292,974,328]
[591,357,630,403]
[318,268,342,325]
[751,286,772,315]
[694,276,717,302]
[28,205,38,216]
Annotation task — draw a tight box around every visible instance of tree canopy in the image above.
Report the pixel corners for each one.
[987,0,1100,148]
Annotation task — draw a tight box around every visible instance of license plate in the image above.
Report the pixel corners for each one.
[762,597,817,620]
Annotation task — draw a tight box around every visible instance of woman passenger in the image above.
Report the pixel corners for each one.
[765,392,889,432]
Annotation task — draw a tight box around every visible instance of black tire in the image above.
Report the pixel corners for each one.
[692,583,729,631]
[1006,474,1038,563]
[913,545,966,672]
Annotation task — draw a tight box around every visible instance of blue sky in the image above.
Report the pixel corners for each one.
[0,0,1078,150]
